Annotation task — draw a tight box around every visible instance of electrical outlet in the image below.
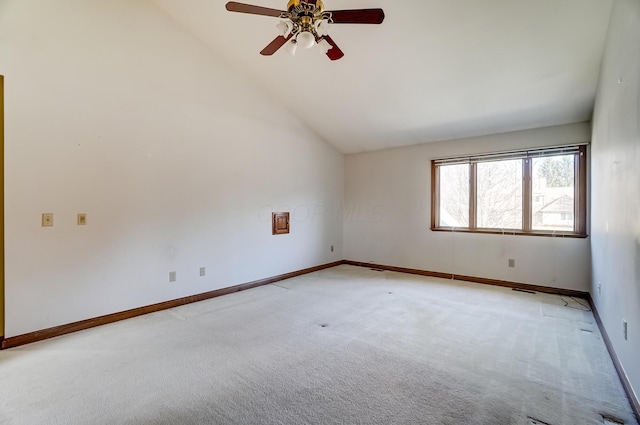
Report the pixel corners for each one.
[42,213,54,227]
[199,267,206,277]
[508,259,515,268]
[623,320,628,341]
[331,245,334,252]
[77,213,87,225]
[169,271,177,282]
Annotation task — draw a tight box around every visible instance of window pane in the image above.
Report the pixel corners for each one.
[532,155,575,232]
[477,159,522,229]
[439,164,469,227]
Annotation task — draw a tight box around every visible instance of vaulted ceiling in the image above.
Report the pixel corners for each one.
[152,0,613,154]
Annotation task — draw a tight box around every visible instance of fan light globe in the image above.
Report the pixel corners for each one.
[296,31,316,49]
[285,39,298,56]
[276,21,293,37]
[317,38,332,54]
[316,20,330,36]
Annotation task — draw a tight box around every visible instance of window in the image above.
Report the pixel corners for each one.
[431,145,587,237]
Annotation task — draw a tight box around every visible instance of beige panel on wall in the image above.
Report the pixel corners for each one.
[1,75,4,338]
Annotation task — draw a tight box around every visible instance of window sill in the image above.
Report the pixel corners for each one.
[430,227,588,239]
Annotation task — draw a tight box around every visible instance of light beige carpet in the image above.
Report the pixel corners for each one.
[0,265,636,424]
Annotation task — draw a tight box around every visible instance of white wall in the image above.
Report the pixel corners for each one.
[344,123,591,291]
[0,0,343,337]
[590,0,640,402]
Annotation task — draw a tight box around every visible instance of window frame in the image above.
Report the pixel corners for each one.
[431,145,588,238]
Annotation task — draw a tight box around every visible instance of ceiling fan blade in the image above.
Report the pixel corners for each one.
[225,2,284,18]
[329,9,385,24]
[320,35,344,61]
[331,9,384,24]
[260,35,292,56]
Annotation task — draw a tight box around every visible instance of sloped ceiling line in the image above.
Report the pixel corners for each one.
[152,0,613,154]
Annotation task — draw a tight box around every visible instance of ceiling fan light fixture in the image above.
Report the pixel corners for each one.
[296,31,315,49]
[317,38,332,54]
[285,39,298,56]
[315,19,330,36]
[276,20,293,37]
[225,1,385,61]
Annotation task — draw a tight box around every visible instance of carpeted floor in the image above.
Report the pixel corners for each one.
[0,265,637,425]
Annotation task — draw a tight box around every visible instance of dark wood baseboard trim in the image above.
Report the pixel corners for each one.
[453,273,588,298]
[1,261,343,350]
[588,295,640,423]
[344,260,451,279]
[342,260,589,298]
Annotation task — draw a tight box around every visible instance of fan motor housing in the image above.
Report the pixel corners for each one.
[287,0,324,13]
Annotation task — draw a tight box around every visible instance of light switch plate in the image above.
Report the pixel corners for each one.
[77,213,87,225]
[42,213,54,227]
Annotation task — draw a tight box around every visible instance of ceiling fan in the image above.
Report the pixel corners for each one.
[225,0,385,61]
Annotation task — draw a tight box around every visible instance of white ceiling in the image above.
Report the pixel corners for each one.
[152,0,613,154]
